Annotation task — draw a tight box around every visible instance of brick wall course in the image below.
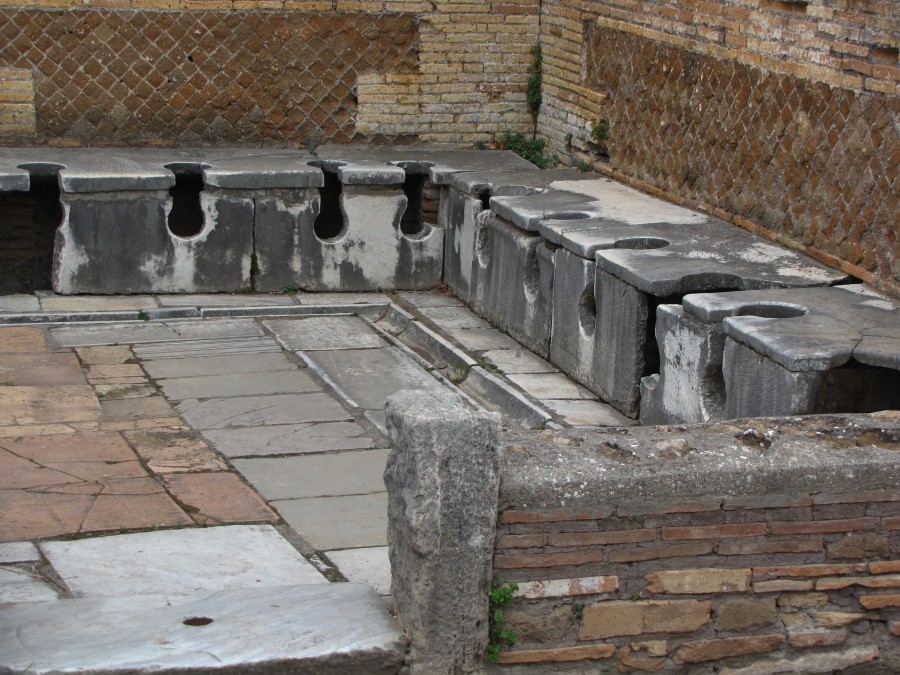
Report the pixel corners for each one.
[493,491,900,670]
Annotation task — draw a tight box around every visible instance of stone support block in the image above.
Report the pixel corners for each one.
[472,213,553,358]
[384,389,502,674]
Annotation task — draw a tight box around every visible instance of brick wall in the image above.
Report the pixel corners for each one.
[0,1,539,146]
[537,0,899,296]
[493,490,899,671]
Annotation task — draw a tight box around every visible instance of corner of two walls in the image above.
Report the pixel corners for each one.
[532,0,899,299]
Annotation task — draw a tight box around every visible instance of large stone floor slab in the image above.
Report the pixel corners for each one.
[0,566,60,603]
[0,352,86,386]
[158,369,319,400]
[265,315,387,351]
[0,385,100,426]
[326,546,392,596]
[177,393,350,429]
[202,421,377,458]
[40,525,326,598]
[273,493,389,550]
[233,449,390,500]
[306,346,446,410]
[156,294,296,307]
[0,583,405,674]
[51,322,182,347]
[132,336,281,360]
[142,351,297,379]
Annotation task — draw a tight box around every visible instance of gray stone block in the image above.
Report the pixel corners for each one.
[587,220,847,416]
[253,188,321,292]
[549,247,597,387]
[298,181,443,292]
[646,284,900,421]
[640,304,727,425]
[384,389,501,674]
[54,188,254,294]
[473,212,553,357]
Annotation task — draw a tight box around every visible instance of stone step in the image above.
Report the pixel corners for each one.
[0,583,407,674]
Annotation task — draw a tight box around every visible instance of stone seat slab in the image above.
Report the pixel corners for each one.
[0,147,322,193]
[643,285,900,423]
[686,284,900,372]
[0,584,405,674]
[314,144,535,184]
[593,222,846,295]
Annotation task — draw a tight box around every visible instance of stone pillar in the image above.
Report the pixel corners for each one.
[384,389,502,674]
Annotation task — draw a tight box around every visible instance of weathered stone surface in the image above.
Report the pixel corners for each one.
[549,247,597,388]
[40,524,326,597]
[777,591,830,608]
[826,532,891,559]
[497,644,616,664]
[296,180,443,292]
[673,634,782,664]
[472,212,553,357]
[787,629,848,648]
[158,370,319,401]
[177,393,349,430]
[718,644,879,674]
[645,568,751,594]
[304,346,446,411]
[505,607,572,643]
[273,492,389,550]
[618,646,667,672]
[55,189,254,294]
[123,428,227,473]
[0,385,100,425]
[142,352,296,379]
[0,584,405,675]
[232,449,390,500]
[384,389,501,674]
[203,421,376,458]
[325,546,392,596]
[579,600,710,639]
[813,611,879,627]
[265,315,387,351]
[513,576,618,599]
[161,472,278,525]
[715,598,777,631]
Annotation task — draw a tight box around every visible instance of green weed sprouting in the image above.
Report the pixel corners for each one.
[488,579,519,662]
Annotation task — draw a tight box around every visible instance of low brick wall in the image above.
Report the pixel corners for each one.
[492,414,900,672]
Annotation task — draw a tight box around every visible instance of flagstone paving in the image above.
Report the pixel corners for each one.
[0,289,634,641]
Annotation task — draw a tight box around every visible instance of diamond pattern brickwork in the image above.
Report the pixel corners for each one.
[0,9,419,145]
[585,24,899,291]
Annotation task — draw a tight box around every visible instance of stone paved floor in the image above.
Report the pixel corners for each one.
[0,290,632,613]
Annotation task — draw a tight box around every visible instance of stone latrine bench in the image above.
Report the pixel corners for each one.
[0,146,532,295]
[642,284,900,424]
[385,388,900,673]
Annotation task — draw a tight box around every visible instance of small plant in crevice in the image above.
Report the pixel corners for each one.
[282,284,300,295]
[591,117,609,145]
[571,603,585,622]
[527,43,543,120]
[488,579,519,662]
[497,130,557,170]
[137,310,150,321]
[565,132,573,151]
[578,159,590,172]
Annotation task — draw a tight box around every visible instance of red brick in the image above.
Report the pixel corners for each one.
[788,630,848,648]
[859,593,900,609]
[608,541,714,563]
[662,523,766,540]
[500,506,613,524]
[497,644,616,664]
[645,568,751,594]
[616,498,721,517]
[717,539,822,555]
[494,549,605,569]
[890,621,900,637]
[816,574,900,591]
[769,517,876,535]
[812,490,900,505]
[673,634,782,664]
[870,561,900,574]
[497,534,546,549]
[579,599,710,639]
[547,529,657,547]
[723,494,812,510]
[883,516,900,530]
[753,563,868,580]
